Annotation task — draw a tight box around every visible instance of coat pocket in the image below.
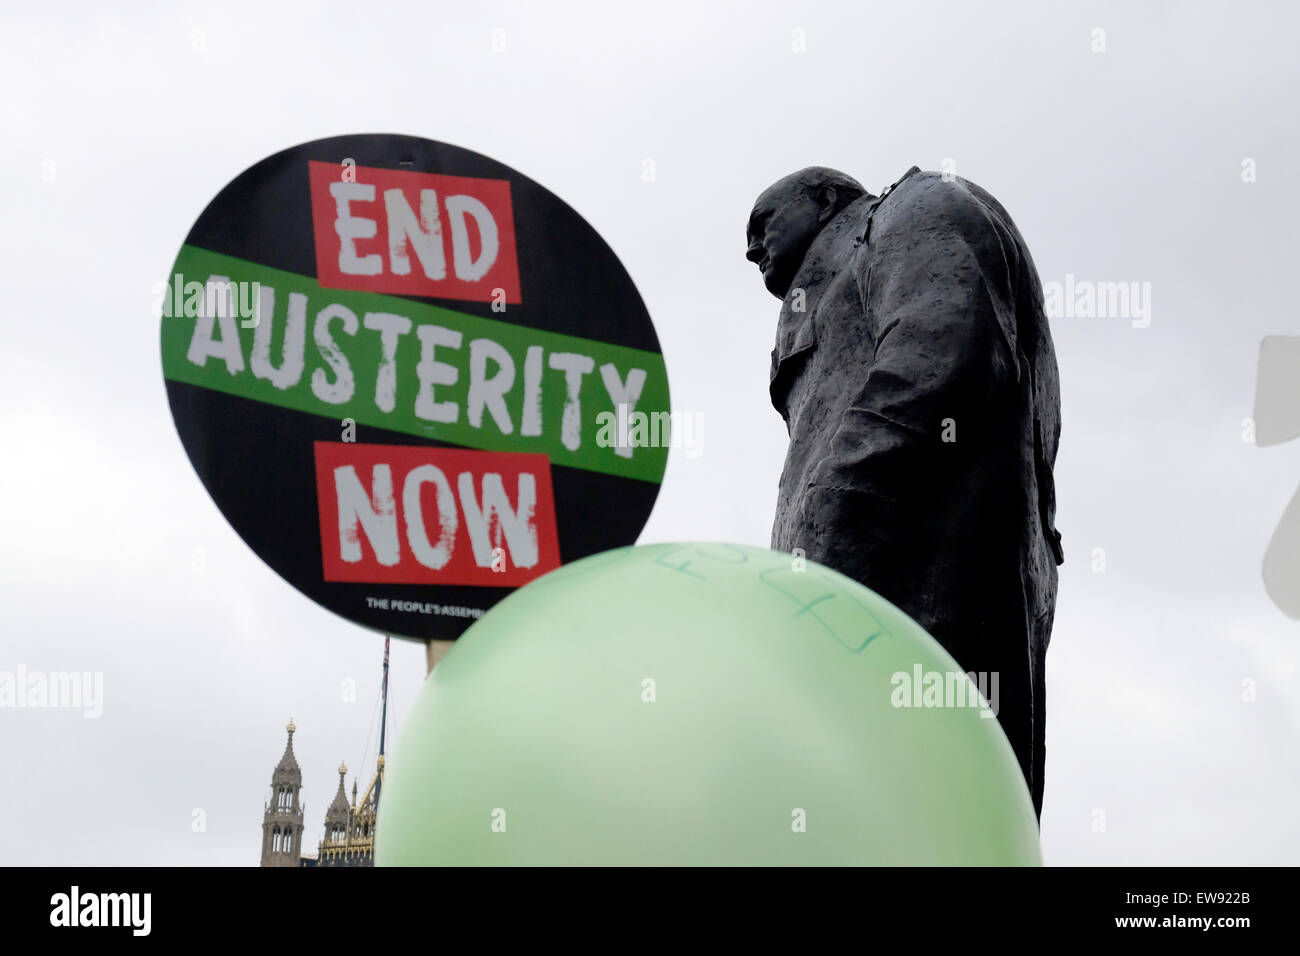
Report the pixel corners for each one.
[769,319,819,421]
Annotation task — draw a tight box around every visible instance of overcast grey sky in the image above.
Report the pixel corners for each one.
[2,0,1298,865]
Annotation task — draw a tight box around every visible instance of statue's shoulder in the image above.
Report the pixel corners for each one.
[870,170,1009,248]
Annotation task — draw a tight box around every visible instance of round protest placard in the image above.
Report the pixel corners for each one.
[161,134,669,639]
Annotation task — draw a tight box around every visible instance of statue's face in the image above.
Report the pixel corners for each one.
[746,181,823,299]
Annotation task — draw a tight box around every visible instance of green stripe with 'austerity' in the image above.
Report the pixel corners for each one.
[160,245,670,483]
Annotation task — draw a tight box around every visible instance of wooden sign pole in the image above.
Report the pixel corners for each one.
[425,639,453,677]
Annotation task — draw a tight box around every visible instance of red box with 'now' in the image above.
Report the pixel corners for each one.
[308,161,522,304]
[313,441,559,587]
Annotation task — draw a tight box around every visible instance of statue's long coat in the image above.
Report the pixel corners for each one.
[769,167,1063,817]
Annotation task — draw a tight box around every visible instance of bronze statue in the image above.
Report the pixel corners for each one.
[747,166,1063,819]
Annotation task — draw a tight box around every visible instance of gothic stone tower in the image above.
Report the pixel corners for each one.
[321,762,352,855]
[313,759,378,867]
[260,719,305,867]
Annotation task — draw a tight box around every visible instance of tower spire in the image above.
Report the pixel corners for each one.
[260,719,305,866]
[278,718,299,769]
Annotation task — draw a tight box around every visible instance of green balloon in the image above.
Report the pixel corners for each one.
[376,543,1041,865]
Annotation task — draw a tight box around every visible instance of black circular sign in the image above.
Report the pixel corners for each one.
[161,134,669,640]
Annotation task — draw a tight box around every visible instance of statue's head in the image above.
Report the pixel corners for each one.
[746,167,869,299]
